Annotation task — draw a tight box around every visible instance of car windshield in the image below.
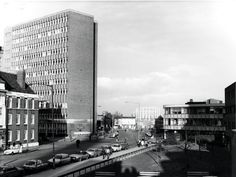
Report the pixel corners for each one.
[113,144,120,147]
[25,161,35,165]
[55,155,62,159]
[87,149,95,152]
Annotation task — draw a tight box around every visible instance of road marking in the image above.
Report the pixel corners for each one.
[187,171,210,177]
[139,171,160,176]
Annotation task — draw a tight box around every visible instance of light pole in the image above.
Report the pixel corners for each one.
[124,101,141,139]
[28,83,54,164]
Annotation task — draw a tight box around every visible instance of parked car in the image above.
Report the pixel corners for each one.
[48,153,71,167]
[3,147,22,155]
[86,148,100,158]
[119,142,129,150]
[70,151,89,162]
[111,144,122,152]
[0,165,24,177]
[23,160,48,173]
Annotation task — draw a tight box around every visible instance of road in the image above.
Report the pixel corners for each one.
[0,129,140,174]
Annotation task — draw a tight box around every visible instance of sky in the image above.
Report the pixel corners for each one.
[1,0,236,115]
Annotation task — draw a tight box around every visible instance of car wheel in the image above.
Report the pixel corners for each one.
[11,152,14,155]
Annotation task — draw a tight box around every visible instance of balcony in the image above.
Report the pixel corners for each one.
[164,114,223,119]
[163,125,225,131]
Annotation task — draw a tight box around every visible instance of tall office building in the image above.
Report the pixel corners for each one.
[2,10,97,136]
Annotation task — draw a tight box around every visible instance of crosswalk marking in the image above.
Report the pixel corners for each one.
[139,171,160,176]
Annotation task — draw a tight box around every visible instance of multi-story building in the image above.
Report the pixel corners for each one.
[38,100,67,143]
[163,99,225,142]
[135,107,160,129]
[0,71,39,149]
[2,10,97,136]
[114,116,136,129]
[224,82,236,149]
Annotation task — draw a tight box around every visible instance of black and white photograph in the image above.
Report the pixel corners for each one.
[0,0,235,176]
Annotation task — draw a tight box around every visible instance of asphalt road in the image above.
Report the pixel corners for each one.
[0,129,140,173]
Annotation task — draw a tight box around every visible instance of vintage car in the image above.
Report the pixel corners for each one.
[23,159,48,172]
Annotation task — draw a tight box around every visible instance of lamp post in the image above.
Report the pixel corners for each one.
[28,83,54,163]
[124,101,141,139]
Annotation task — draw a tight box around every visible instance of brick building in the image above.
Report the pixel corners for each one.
[2,10,97,136]
[0,71,39,149]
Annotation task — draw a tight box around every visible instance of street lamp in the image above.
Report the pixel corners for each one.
[28,82,54,165]
[124,101,141,139]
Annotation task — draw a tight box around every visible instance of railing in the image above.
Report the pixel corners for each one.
[163,125,225,131]
[164,114,223,119]
[58,145,157,177]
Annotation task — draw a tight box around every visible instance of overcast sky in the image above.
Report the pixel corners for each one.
[1,0,236,115]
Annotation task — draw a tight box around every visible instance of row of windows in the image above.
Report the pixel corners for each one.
[8,97,35,109]
[8,114,35,125]
[13,37,68,53]
[8,129,35,142]
[13,27,68,44]
[28,79,67,88]
[13,46,68,62]
[26,69,68,78]
[35,88,68,96]
[13,15,68,35]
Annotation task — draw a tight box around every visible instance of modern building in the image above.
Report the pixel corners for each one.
[0,71,39,149]
[114,116,136,129]
[2,10,97,136]
[163,99,225,142]
[38,100,67,143]
[135,107,160,129]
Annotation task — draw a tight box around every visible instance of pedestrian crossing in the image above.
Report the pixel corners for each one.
[94,171,161,177]
[138,171,161,176]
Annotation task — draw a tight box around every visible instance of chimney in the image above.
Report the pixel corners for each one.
[17,70,25,89]
[189,99,193,102]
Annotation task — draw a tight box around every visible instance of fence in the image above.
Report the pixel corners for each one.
[59,145,157,177]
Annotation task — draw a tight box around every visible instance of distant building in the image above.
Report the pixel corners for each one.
[114,116,136,129]
[154,115,164,136]
[163,99,225,142]
[0,46,3,71]
[0,71,39,149]
[2,10,97,136]
[136,107,160,129]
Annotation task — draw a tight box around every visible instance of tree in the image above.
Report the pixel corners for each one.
[103,112,113,132]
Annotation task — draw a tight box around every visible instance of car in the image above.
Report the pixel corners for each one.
[23,159,48,173]
[0,165,24,177]
[70,151,89,162]
[111,144,122,152]
[110,131,119,138]
[48,153,71,167]
[86,148,100,158]
[119,142,129,150]
[3,147,22,155]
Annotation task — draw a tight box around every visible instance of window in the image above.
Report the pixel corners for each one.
[24,130,28,140]
[16,130,20,141]
[0,107,2,115]
[31,129,35,140]
[9,97,12,108]
[31,114,35,125]
[8,131,12,142]
[8,114,12,125]
[16,114,20,125]
[25,98,28,108]
[32,100,35,109]
[17,98,20,108]
[24,114,28,124]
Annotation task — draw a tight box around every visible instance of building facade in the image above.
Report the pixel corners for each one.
[0,46,3,71]
[0,71,39,149]
[163,99,225,142]
[2,10,97,135]
[135,107,160,129]
[114,116,136,129]
[38,100,67,143]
